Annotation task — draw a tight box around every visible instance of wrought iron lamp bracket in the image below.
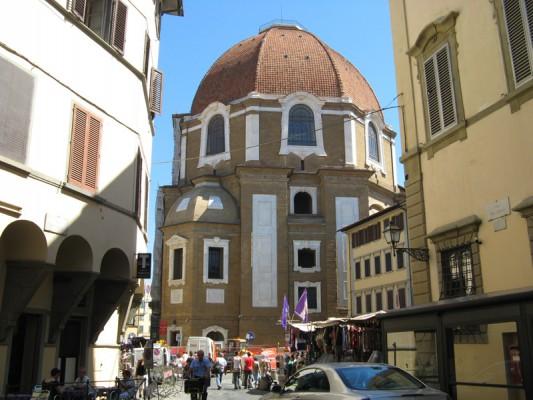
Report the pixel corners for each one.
[395,247,429,262]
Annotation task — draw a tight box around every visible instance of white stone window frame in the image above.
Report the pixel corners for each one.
[294,281,321,313]
[198,102,231,168]
[201,325,228,341]
[293,240,321,273]
[203,237,229,284]
[166,235,187,286]
[279,92,327,159]
[167,324,183,346]
[289,186,318,215]
[364,114,386,173]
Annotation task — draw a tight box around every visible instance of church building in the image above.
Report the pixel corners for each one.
[153,22,402,345]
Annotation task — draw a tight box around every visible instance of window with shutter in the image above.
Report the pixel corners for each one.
[423,44,458,137]
[502,0,533,87]
[72,0,87,20]
[68,105,101,192]
[111,0,128,53]
[134,151,142,218]
[149,68,163,114]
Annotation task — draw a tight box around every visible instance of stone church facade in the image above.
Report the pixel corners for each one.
[154,23,402,345]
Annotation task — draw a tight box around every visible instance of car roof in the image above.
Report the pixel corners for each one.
[308,362,393,369]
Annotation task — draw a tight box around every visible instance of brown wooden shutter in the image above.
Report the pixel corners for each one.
[149,68,163,114]
[144,174,149,228]
[424,56,442,136]
[135,151,142,218]
[72,0,87,20]
[68,105,100,192]
[112,0,128,53]
[503,0,533,86]
[85,115,101,190]
[435,46,457,130]
[69,106,87,186]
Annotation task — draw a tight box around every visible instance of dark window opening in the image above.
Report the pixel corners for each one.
[172,248,183,280]
[365,293,372,313]
[352,222,381,247]
[375,292,382,311]
[398,288,406,308]
[368,122,380,162]
[298,286,318,310]
[397,252,405,269]
[355,296,362,314]
[374,255,381,274]
[355,262,361,280]
[206,115,225,155]
[387,289,394,310]
[169,330,181,346]
[208,247,223,280]
[81,0,128,53]
[288,104,316,146]
[294,192,313,214]
[364,259,371,277]
[441,245,474,298]
[298,248,316,269]
[385,252,392,272]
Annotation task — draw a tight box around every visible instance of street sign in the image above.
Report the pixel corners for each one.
[246,330,255,342]
[136,253,151,279]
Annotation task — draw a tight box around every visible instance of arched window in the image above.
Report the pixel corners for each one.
[294,192,312,214]
[288,104,316,146]
[207,331,224,342]
[206,115,225,155]
[368,122,380,162]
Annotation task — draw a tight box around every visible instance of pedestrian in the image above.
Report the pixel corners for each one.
[115,369,136,400]
[243,352,253,389]
[214,352,227,390]
[42,368,64,400]
[231,351,242,389]
[252,357,260,388]
[189,350,212,400]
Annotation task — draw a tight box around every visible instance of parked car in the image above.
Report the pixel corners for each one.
[260,363,449,399]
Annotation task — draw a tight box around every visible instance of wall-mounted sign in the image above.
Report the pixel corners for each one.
[486,198,510,221]
[137,253,151,279]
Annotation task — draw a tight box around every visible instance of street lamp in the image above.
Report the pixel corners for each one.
[383,224,429,262]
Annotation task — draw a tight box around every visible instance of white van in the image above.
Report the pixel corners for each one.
[186,336,216,358]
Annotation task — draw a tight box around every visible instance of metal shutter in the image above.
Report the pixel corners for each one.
[111,0,128,53]
[71,0,87,20]
[68,106,88,186]
[149,68,163,114]
[503,0,533,86]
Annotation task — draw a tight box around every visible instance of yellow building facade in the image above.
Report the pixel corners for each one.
[384,0,533,398]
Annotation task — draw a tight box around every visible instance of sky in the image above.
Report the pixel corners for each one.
[149,0,403,251]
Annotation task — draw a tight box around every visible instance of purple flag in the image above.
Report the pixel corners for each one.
[281,295,289,330]
[294,289,309,322]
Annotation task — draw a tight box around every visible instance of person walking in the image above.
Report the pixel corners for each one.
[243,352,253,389]
[189,350,212,400]
[214,352,227,390]
[252,357,260,389]
[231,351,242,389]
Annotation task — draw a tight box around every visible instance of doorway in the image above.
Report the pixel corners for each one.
[7,313,43,394]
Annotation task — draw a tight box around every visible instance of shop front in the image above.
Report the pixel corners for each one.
[379,288,533,400]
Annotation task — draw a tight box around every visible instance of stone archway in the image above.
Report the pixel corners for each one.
[90,248,134,344]
[202,325,228,343]
[0,220,50,394]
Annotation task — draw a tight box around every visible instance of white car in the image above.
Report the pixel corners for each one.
[261,363,449,399]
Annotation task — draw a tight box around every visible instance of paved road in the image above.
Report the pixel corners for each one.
[175,374,268,399]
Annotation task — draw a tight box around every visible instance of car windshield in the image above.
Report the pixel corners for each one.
[336,366,425,391]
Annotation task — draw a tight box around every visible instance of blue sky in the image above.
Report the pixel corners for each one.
[149,0,403,251]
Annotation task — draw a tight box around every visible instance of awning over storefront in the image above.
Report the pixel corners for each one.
[288,311,386,332]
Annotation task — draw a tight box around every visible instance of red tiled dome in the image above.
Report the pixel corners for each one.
[191,25,381,115]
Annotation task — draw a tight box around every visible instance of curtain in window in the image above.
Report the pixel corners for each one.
[368,122,380,161]
[208,247,223,280]
[206,115,225,155]
[288,105,316,146]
